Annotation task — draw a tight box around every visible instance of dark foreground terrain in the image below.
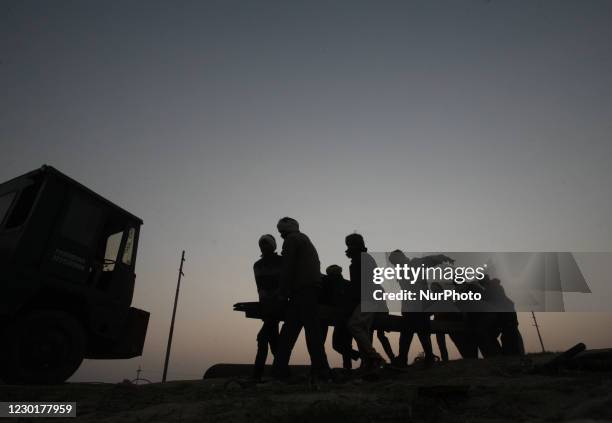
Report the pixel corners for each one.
[2,354,612,422]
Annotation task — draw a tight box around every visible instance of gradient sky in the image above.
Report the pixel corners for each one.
[2,0,612,382]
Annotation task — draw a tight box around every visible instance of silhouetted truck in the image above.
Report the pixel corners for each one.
[0,166,149,384]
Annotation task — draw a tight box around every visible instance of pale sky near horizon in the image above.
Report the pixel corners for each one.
[2,0,612,382]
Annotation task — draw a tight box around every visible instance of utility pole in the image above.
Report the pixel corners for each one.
[531,311,546,353]
[162,250,185,383]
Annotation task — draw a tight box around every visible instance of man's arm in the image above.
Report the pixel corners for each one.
[279,236,298,298]
[253,261,266,299]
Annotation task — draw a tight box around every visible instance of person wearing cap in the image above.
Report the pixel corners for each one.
[271,217,330,382]
[345,233,386,369]
[251,234,282,381]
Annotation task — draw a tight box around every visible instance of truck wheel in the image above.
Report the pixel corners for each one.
[3,310,86,385]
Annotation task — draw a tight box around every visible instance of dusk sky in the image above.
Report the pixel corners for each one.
[2,0,612,382]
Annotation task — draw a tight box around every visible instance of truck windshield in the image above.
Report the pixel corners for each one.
[103,231,123,271]
[103,227,136,270]
[5,181,43,229]
[122,228,136,266]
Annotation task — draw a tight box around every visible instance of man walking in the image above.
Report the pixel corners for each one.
[251,234,282,381]
[320,265,360,369]
[388,250,454,367]
[345,233,386,369]
[271,217,330,382]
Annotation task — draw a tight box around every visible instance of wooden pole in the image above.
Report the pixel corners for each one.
[532,311,546,353]
[162,250,185,383]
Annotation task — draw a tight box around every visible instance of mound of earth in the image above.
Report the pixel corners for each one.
[2,354,612,422]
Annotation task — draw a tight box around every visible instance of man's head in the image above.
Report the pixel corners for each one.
[388,249,408,265]
[277,217,299,239]
[326,264,343,277]
[258,234,277,255]
[345,233,366,258]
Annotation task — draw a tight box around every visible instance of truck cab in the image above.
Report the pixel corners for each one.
[0,166,149,384]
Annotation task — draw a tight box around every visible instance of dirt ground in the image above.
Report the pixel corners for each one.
[2,354,612,423]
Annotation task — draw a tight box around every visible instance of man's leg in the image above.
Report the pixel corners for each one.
[396,330,413,365]
[297,287,330,377]
[332,324,348,354]
[416,313,434,361]
[478,334,502,358]
[372,311,395,361]
[436,333,449,362]
[376,330,395,362]
[395,313,414,365]
[452,313,478,359]
[501,325,524,356]
[500,313,524,356]
[253,321,271,380]
[476,313,502,358]
[320,322,329,344]
[332,324,351,368]
[272,304,302,378]
[333,323,357,369]
[269,320,280,356]
[347,306,380,366]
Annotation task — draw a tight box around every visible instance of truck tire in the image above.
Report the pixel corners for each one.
[2,310,86,384]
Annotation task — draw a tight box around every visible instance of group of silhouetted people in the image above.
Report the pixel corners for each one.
[251,217,524,383]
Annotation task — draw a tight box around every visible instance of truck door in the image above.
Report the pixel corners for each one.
[97,226,138,307]
[43,192,105,285]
